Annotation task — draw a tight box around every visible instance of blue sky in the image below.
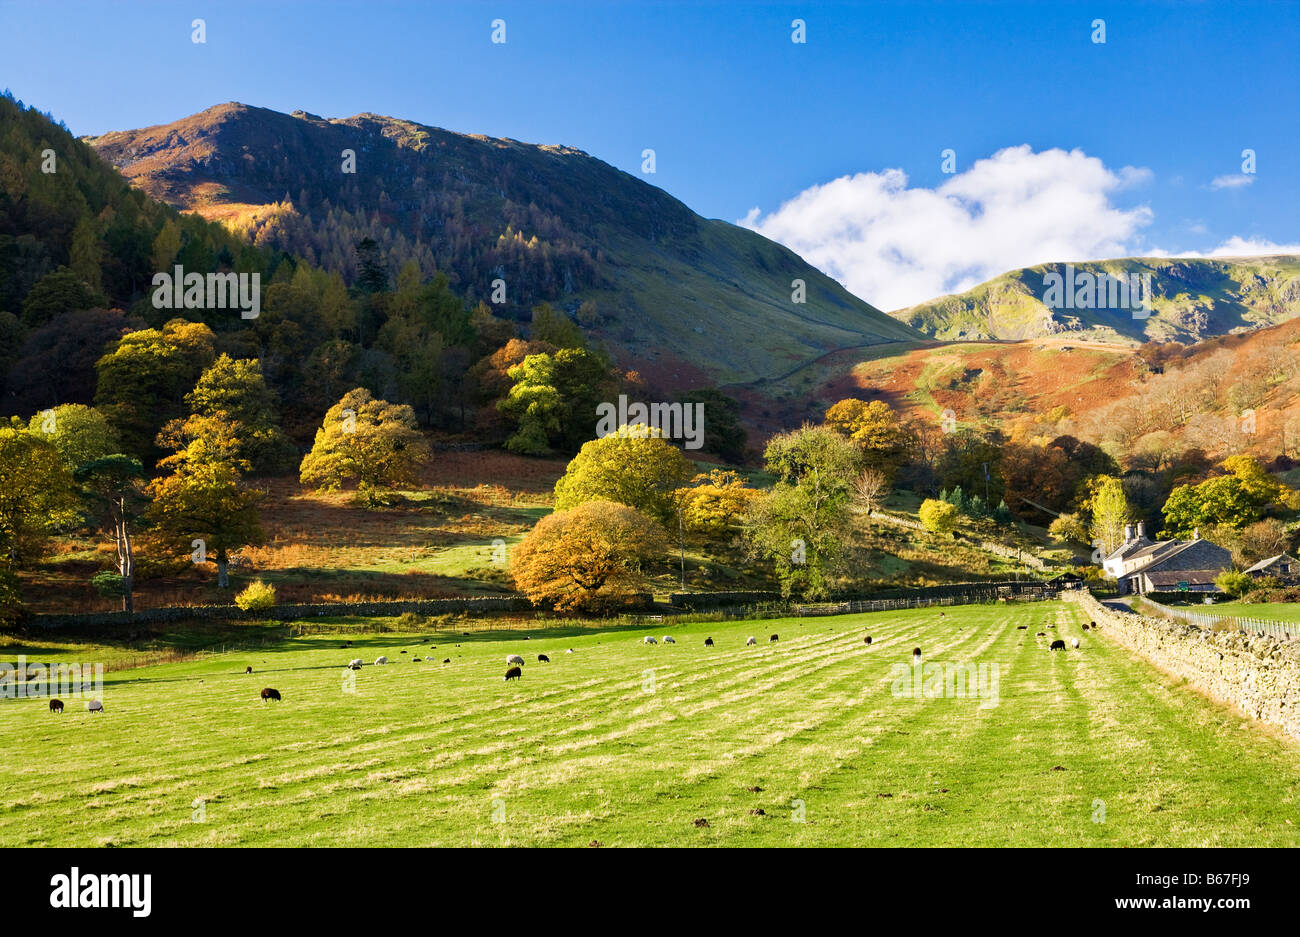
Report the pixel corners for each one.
[2,0,1297,307]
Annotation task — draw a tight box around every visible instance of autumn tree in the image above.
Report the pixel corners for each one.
[185,354,296,475]
[677,470,760,542]
[0,425,80,621]
[27,403,120,472]
[146,412,265,588]
[744,425,859,599]
[498,347,616,454]
[825,398,911,478]
[511,500,667,613]
[94,319,216,462]
[1088,476,1133,556]
[299,388,431,506]
[553,427,694,526]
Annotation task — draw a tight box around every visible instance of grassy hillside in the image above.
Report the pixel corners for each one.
[3,601,1297,846]
[891,256,1300,344]
[87,102,920,384]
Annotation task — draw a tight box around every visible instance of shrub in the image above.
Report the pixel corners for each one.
[919,499,959,536]
[90,571,125,597]
[1213,570,1253,599]
[234,579,277,613]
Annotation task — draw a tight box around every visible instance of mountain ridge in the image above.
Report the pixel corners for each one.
[888,255,1300,344]
[87,102,921,386]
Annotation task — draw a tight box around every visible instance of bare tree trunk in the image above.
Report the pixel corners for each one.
[217,550,229,589]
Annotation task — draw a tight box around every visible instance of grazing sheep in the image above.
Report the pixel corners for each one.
[506,654,525,666]
[746,636,757,646]
[912,647,922,662]
[374,656,388,666]
[442,658,451,664]
[1036,632,1046,637]
[1071,638,1080,649]
[864,636,872,645]
[1089,621,1096,628]
[704,637,714,646]
[505,666,522,682]
[1016,625,1027,630]
[244,666,253,674]
[49,698,63,714]
[1049,639,1066,651]
[663,636,676,644]
[769,634,779,643]
[348,658,363,670]
[566,648,574,654]
[261,687,282,701]
[87,700,104,714]
[537,654,550,663]
[643,636,657,645]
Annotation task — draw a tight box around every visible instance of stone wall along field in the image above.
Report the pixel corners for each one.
[1066,591,1300,743]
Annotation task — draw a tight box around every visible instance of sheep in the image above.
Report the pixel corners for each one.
[348,658,363,670]
[506,654,525,666]
[1016,625,1027,630]
[663,636,676,644]
[505,666,522,682]
[87,700,104,714]
[1036,632,1046,637]
[537,654,550,663]
[1049,639,1066,651]
[864,636,872,645]
[566,648,574,654]
[746,636,757,646]
[643,636,657,645]
[442,658,451,664]
[261,687,282,701]
[49,698,63,714]
[912,647,922,662]
[374,656,388,666]
[769,634,779,643]
[1071,638,1080,649]
[244,666,253,674]
[704,637,714,646]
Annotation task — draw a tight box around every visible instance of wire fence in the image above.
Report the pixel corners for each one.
[1139,597,1298,641]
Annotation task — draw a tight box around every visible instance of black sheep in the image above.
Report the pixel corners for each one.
[49,698,63,714]
[537,654,550,663]
[260,687,282,701]
[704,637,714,646]
[864,636,872,645]
[1049,639,1066,651]
[769,634,779,642]
[505,666,522,682]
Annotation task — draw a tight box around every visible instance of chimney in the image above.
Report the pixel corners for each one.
[1136,520,1146,539]
[1123,523,1135,542]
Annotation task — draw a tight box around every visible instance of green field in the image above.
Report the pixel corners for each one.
[2,601,1298,847]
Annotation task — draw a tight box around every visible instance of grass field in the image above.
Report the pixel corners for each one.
[2,601,1298,847]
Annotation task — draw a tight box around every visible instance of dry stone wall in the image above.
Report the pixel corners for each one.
[1066,591,1300,742]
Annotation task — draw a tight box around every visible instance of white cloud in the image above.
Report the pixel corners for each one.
[1144,236,1300,259]
[740,145,1155,310]
[1208,173,1254,190]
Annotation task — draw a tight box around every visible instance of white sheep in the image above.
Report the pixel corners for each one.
[374,656,388,666]
[1071,638,1080,649]
[565,648,574,654]
[746,636,757,646]
[663,636,676,644]
[348,658,363,670]
[643,636,657,645]
[87,700,104,713]
[506,654,525,666]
